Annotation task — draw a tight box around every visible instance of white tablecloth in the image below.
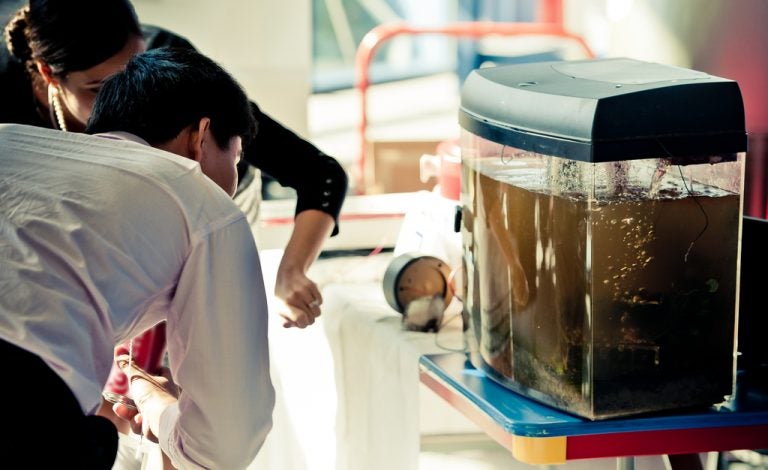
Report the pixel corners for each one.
[249,249,476,470]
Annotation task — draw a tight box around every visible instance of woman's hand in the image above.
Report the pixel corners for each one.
[274,266,322,328]
[273,210,334,329]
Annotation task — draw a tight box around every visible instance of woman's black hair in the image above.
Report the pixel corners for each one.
[86,47,257,150]
[4,0,141,77]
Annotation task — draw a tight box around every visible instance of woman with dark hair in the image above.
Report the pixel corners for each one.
[2,0,145,130]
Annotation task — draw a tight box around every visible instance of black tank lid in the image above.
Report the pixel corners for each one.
[459,58,747,163]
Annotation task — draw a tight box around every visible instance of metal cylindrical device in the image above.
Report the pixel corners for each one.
[383,253,453,332]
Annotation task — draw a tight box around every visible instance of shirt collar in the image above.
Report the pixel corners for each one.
[95,131,151,147]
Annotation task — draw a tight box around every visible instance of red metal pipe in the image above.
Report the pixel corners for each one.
[538,0,564,25]
[353,20,595,193]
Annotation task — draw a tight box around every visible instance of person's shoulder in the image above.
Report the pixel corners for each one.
[86,134,246,233]
[141,24,197,51]
[0,125,190,179]
[81,134,244,226]
[0,122,57,140]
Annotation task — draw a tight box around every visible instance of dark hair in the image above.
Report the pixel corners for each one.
[4,0,141,77]
[85,47,256,150]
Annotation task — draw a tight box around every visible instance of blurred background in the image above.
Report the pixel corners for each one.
[125,0,768,216]
[2,2,766,468]
[4,0,764,213]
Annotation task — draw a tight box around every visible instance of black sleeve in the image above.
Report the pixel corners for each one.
[141,24,348,236]
[244,102,348,236]
[141,24,197,51]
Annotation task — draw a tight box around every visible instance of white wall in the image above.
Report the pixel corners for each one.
[133,0,312,136]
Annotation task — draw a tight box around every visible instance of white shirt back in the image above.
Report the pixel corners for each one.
[0,124,273,469]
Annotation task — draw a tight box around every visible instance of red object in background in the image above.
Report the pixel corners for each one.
[436,140,461,200]
[743,133,768,219]
[419,139,461,200]
[352,6,595,195]
[104,322,166,396]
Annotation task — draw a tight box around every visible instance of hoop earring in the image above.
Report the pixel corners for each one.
[48,84,68,132]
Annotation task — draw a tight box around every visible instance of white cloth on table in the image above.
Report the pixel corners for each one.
[249,250,394,470]
[323,281,469,470]
[248,249,474,470]
[248,249,335,470]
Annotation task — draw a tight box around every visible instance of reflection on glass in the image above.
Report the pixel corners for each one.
[461,132,743,419]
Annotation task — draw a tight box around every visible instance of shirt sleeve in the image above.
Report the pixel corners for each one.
[241,102,348,236]
[160,215,275,469]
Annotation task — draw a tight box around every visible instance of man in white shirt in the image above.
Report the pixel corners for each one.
[0,48,274,468]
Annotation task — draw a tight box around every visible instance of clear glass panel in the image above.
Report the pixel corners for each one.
[460,130,743,419]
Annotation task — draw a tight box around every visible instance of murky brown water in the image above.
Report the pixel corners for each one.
[462,159,740,419]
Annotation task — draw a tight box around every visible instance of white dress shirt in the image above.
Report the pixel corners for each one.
[0,124,274,469]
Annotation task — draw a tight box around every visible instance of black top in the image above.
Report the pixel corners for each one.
[460,58,748,163]
[0,23,347,235]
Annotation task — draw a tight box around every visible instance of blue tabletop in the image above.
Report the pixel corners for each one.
[419,352,768,438]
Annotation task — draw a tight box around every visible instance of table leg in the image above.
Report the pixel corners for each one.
[617,456,635,470]
[663,454,704,470]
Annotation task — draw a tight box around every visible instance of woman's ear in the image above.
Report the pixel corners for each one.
[35,60,58,87]
[187,117,212,163]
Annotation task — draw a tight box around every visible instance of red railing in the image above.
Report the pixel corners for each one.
[353,2,594,193]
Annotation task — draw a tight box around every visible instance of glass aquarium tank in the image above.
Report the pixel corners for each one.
[459,58,747,420]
